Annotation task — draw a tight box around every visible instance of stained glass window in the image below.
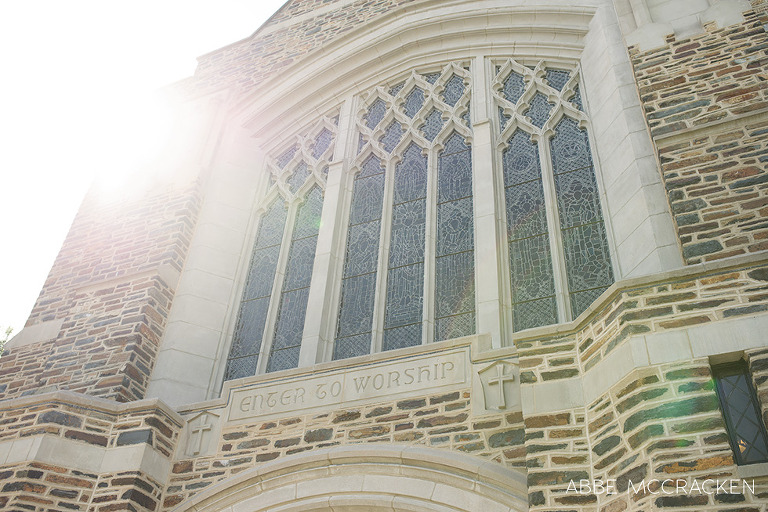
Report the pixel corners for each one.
[713,361,768,465]
[384,143,428,351]
[267,187,324,372]
[551,117,613,318]
[435,132,475,341]
[503,131,557,331]
[496,59,613,329]
[335,63,475,360]
[334,156,385,360]
[225,199,287,380]
[225,114,336,381]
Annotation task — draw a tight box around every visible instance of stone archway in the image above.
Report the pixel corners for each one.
[174,444,528,511]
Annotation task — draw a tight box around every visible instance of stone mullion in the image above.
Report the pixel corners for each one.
[299,97,355,366]
[256,200,297,375]
[423,142,438,345]
[471,55,505,348]
[537,133,572,323]
[371,143,398,354]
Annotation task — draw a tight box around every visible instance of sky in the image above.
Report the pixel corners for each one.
[0,0,287,334]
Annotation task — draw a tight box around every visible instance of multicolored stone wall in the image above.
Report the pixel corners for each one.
[164,390,525,508]
[516,257,768,510]
[630,6,768,264]
[0,181,201,402]
[0,394,182,511]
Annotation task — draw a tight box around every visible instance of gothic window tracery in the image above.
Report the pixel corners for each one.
[225,56,615,380]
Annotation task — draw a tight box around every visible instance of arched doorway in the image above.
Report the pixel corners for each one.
[174,444,528,511]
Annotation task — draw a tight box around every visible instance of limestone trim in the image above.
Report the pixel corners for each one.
[234,3,595,141]
[0,389,184,428]
[171,444,528,512]
[653,107,768,146]
[0,434,171,486]
[511,251,768,343]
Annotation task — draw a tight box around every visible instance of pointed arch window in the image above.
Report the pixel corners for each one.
[224,116,337,380]
[334,63,475,360]
[494,59,613,331]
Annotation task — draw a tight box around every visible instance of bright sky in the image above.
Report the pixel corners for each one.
[0,1,287,334]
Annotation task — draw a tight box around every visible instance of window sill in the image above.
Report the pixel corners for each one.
[736,462,768,479]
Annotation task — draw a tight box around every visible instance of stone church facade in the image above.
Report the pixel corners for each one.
[2,0,768,510]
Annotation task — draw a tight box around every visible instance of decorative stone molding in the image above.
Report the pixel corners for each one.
[171,444,528,512]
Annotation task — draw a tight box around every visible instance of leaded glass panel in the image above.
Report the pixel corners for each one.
[380,120,404,153]
[334,156,385,361]
[462,105,471,128]
[436,198,473,256]
[393,144,427,203]
[420,109,444,142]
[336,273,377,338]
[561,223,613,295]
[343,221,381,277]
[292,187,324,239]
[502,71,526,104]
[435,132,475,341]
[555,167,602,230]
[267,346,301,373]
[423,72,440,84]
[509,235,556,303]
[365,98,387,129]
[383,323,421,351]
[276,145,297,169]
[225,198,287,380]
[550,117,614,318]
[389,82,405,97]
[224,355,258,381]
[550,117,593,174]
[334,333,372,360]
[436,312,475,342]
[283,236,319,290]
[243,246,281,300]
[505,181,547,240]
[435,251,474,317]
[714,362,768,465]
[499,107,511,130]
[229,297,270,357]
[349,174,385,224]
[513,297,557,331]
[267,187,323,372]
[312,128,333,159]
[388,199,426,268]
[545,69,570,91]
[571,86,583,111]
[287,161,310,193]
[254,198,288,247]
[442,74,465,107]
[503,126,558,331]
[385,263,424,328]
[404,87,425,118]
[525,93,553,128]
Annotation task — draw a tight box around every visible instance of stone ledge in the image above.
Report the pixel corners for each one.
[0,389,184,428]
[4,318,63,350]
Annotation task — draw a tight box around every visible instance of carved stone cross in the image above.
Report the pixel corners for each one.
[188,417,213,456]
[487,363,515,409]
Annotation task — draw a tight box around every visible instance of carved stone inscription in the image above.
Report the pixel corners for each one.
[229,349,468,421]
